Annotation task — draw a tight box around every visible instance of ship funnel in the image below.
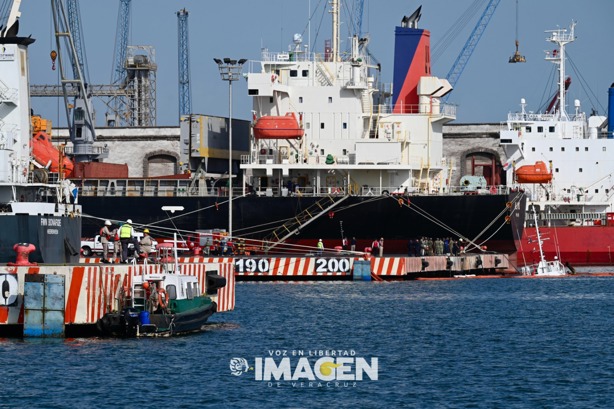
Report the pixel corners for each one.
[392,8,431,114]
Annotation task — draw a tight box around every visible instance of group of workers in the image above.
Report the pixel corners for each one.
[100,219,153,264]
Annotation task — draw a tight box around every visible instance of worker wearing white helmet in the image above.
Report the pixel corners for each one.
[119,219,140,263]
[100,220,114,263]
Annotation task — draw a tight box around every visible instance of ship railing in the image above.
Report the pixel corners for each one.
[374,102,456,117]
[259,50,374,65]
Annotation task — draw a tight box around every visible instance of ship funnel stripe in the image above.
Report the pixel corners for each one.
[392,27,431,112]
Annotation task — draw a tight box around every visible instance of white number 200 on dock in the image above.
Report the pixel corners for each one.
[315,258,351,273]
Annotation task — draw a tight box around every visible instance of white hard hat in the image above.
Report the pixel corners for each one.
[105,220,111,226]
[127,219,133,224]
[319,239,322,242]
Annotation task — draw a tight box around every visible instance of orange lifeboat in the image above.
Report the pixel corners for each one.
[515,161,552,183]
[253,112,304,139]
[30,132,74,177]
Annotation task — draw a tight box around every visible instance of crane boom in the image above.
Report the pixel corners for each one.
[66,0,89,83]
[444,0,500,99]
[177,8,191,117]
[111,0,131,85]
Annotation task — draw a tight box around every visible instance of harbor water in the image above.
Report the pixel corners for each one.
[3,276,614,408]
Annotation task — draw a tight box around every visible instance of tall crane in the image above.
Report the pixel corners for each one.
[177,8,191,118]
[51,0,107,162]
[444,0,501,100]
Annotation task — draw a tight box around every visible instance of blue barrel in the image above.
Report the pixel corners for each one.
[139,311,150,325]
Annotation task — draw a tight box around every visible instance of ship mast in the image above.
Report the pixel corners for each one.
[545,22,575,121]
[330,0,339,62]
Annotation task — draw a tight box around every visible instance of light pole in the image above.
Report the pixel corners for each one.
[214,57,246,239]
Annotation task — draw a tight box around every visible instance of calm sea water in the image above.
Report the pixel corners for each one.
[3,276,614,408]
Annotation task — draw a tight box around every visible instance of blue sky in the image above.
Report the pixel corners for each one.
[17,0,614,127]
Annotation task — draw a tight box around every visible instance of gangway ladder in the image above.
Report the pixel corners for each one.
[263,194,350,252]
[131,283,146,311]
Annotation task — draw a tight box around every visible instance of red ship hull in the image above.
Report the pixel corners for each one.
[517,226,614,266]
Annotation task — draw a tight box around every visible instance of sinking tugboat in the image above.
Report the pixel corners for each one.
[97,271,227,337]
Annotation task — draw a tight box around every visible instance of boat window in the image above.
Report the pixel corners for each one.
[585,147,589,151]
[561,147,565,152]
[531,147,535,152]
[603,147,606,152]
[320,149,325,155]
[595,189,599,193]
[186,283,194,300]
[555,168,559,173]
[579,168,583,172]
[328,97,333,103]
[549,147,553,152]
[320,122,325,129]
[290,70,298,77]
[299,97,303,103]
[166,285,177,300]
[575,147,579,151]
[537,126,543,132]
[549,126,555,132]
[343,122,347,129]
[248,89,258,95]
[526,126,532,133]
[302,70,309,77]
[306,122,310,129]
[269,97,274,103]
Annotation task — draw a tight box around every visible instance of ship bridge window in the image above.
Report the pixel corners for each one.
[290,70,298,77]
[302,70,309,77]
[549,126,555,132]
[526,126,532,133]
[248,89,258,95]
[538,126,544,132]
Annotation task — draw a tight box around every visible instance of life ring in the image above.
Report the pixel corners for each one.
[157,288,169,309]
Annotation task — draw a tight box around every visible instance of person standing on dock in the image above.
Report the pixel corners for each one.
[371,239,380,257]
[140,228,153,256]
[100,220,113,263]
[317,239,324,256]
[119,219,140,263]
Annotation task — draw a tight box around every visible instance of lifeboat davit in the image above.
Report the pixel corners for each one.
[30,132,74,177]
[253,112,304,139]
[515,161,552,183]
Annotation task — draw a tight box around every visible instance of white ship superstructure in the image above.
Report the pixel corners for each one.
[242,3,455,197]
[500,22,610,227]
